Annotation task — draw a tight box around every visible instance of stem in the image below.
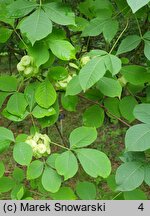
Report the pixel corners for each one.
[30,190,45,197]
[51,141,70,150]
[109,19,129,54]
[40,0,42,6]
[112,192,122,200]
[55,123,66,146]
[79,94,131,127]
[86,37,90,51]
[17,77,30,92]
[30,114,37,132]
[17,77,24,92]
[13,28,28,50]
[135,15,143,38]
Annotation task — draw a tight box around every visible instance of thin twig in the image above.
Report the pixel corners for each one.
[109,19,129,54]
[79,94,131,127]
[135,15,143,38]
[55,122,66,146]
[51,141,69,150]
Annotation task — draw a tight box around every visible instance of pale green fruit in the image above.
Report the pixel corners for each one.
[69,62,79,69]
[21,55,32,66]
[26,133,51,158]
[33,132,41,142]
[17,62,25,72]
[33,67,39,74]
[46,147,51,154]
[37,144,47,154]
[42,134,51,146]
[118,76,127,87]
[24,66,34,76]
[26,139,37,149]
[80,56,90,66]
[55,75,74,90]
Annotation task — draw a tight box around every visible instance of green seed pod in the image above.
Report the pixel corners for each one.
[17,62,25,72]
[118,76,127,87]
[80,56,90,66]
[37,144,47,154]
[24,66,34,76]
[21,55,32,66]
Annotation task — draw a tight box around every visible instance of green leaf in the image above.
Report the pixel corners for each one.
[84,89,103,101]
[104,54,122,75]
[82,16,110,37]
[11,185,24,200]
[120,152,145,163]
[66,75,82,96]
[55,151,78,180]
[0,140,11,154]
[124,189,147,200]
[32,105,56,118]
[0,127,14,142]
[144,40,150,60]
[126,0,150,13]
[79,56,106,91]
[115,162,144,191]
[27,160,44,180]
[2,109,28,122]
[35,79,57,108]
[24,82,39,112]
[0,127,14,153]
[96,77,122,98]
[69,16,89,32]
[19,8,52,45]
[7,0,38,18]
[13,167,25,183]
[76,148,111,178]
[28,42,49,67]
[78,0,113,19]
[103,19,118,43]
[121,65,150,85]
[143,31,150,41]
[48,39,76,60]
[6,92,28,118]
[0,161,5,178]
[0,27,13,43]
[0,75,17,91]
[46,153,59,169]
[117,35,141,55]
[38,100,59,128]
[133,103,150,124]
[17,188,24,200]
[0,177,14,193]
[13,143,33,166]
[76,181,96,200]
[104,98,121,118]
[144,164,150,186]
[48,66,68,81]
[125,124,150,151]
[16,134,28,143]
[69,127,97,148]
[83,105,104,128]
[43,2,75,25]
[51,187,76,200]
[0,3,14,26]
[41,166,61,193]
[107,174,117,192]
[61,94,78,112]
[119,96,138,122]
[0,92,11,109]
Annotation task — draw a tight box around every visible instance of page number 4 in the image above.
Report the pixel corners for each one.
[138,203,144,211]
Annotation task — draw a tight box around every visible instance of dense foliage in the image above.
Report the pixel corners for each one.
[0,0,150,200]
